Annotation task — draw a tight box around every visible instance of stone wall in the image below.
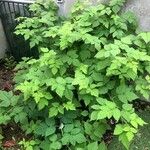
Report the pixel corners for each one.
[0,19,7,58]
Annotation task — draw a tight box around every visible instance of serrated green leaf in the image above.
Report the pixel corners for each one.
[114,124,123,135]
[45,127,55,137]
[75,133,86,143]
[38,98,48,110]
[52,67,58,75]
[50,141,62,149]
[71,128,81,135]
[63,102,76,110]
[64,88,73,100]
[126,131,134,141]
[119,133,130,150]
[87,142,98,150]
[64,124,74,133]
[138,32,150,44]
[84,122,92,135]
[98,141,107,150]
[121,36,132,44]
[90,111,98,120]
[49,107,58,117]
[113,109,121,121]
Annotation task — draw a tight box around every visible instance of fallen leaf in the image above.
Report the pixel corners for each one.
[3,140,16,147]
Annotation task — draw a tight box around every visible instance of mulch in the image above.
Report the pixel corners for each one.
[0,63,14,91]
[0,62,22,149]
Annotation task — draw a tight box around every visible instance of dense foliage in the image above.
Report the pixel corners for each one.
[0,0,150,149]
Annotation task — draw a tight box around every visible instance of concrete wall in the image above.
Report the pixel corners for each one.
[124,0,150,31]
[58,0,150,31]
[0,19,7,58]
[57,0,76,16]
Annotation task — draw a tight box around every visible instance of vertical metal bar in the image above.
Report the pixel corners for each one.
[23,3,27,17]
[12,2,16,17]
[12,2,18,58]
[20,4,24,16]
[3,2,15,52]
[22,4,27,56]
[17,3,21,15]
[7,2,14,26]
[0,0,34,60]
[7,2,16,51]
[12,2,17,27]
[13,3,19,58]
[17,2,22,58]
[12,2,16,12]
[3,2,7,15]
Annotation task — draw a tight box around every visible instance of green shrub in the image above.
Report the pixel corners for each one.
[12,0,150,149]
[0,90,25,146]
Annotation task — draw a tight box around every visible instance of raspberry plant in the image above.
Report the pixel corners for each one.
[13,0,150,149]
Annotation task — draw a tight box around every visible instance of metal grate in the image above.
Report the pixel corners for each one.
[0,0,37,60]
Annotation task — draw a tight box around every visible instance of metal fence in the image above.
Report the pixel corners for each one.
[0,0,37,60]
